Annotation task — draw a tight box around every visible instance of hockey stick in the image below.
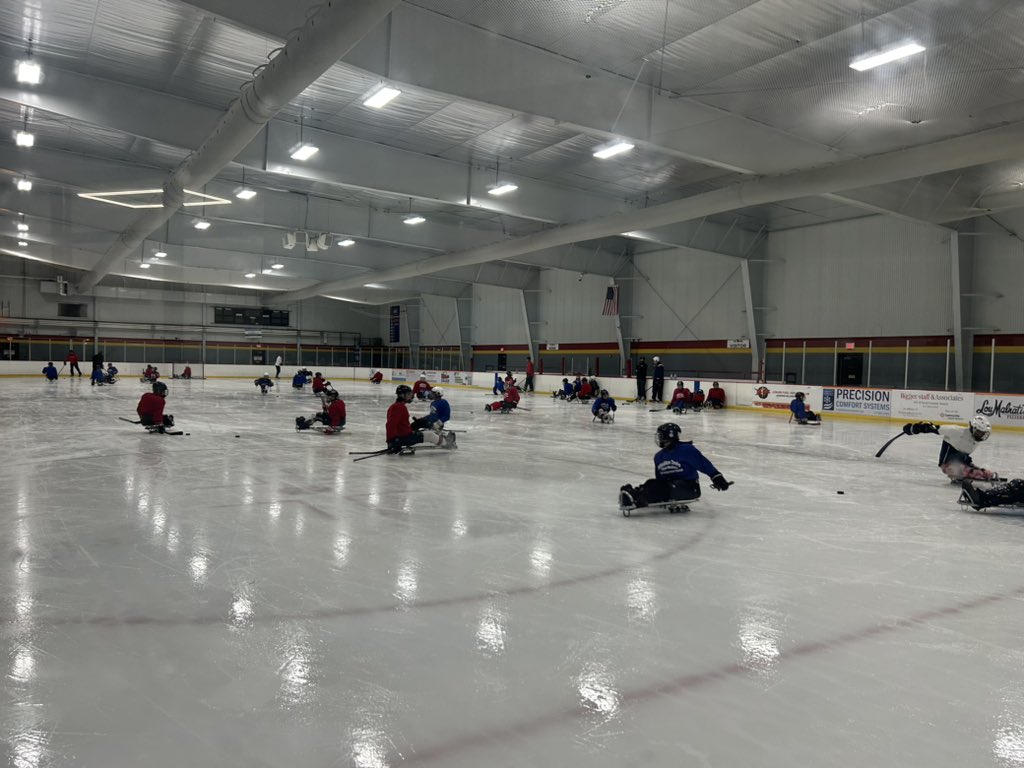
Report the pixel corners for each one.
[118,417,142,424]
[875,432,905,458]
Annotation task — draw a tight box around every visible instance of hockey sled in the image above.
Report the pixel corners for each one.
[620,498,700,517]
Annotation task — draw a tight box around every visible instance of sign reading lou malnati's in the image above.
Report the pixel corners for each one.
[890,389,971,422]
[974,394,1024,428]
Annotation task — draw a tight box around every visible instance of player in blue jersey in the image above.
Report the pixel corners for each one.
[789,392,820,424]
[591,390,617,423]
[414,387,452,431]
[619,423,730,508]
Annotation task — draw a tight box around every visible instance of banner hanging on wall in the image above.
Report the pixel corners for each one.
[974,394,1024,428]
[745,384,821,411]
[821,387,891,417]
[389,305,401,344]
[890,390,971,422]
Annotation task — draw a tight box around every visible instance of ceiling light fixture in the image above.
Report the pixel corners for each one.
[850,42,926,71]
[139,262,151,269]
[337,238,355,247]
[77,189,230,209]
[235,187,257,200]
[593,140,634,159]
[244,272,256,278]
[261,268,275,275]
[15,130,35,147]
[290,143,318,161]
[16,178,32,191]
[154,249,167,258]
[16,59,42,85]
[17,222,29,231]
[364,283,386,289]
[271,263,284,269]
[193,219,211,230]
[403,214,426,225]
[487,182,519,196]
[362,83,402,109]
[18,240,28,247]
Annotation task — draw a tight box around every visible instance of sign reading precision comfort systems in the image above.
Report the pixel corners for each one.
[822,387,891,416]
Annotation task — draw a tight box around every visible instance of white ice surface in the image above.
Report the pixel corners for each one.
[3,377,1024,767]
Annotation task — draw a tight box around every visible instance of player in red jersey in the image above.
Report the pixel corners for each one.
[136,381,175,431]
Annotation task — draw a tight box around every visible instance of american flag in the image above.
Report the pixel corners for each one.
[601,285,619,316]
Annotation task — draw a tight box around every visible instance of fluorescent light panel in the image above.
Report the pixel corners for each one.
[17,223,29,231]
[154,250,167,258]
[16,179,32,191]
[337,238,355,247]
[15,131,34,147]
[403,214,426,225]
[261,268,274,275]
[593,140,634,159]
[271,263,284,269]
[16,60,42,85]
[244,272,256,278]
[139,262,151,269]
[76,189,231,209]
[363,85,402,109]
[193,219,211,230]
[289,143,319,161]
[850,42,926,71]
[364,283,386,289]
[488,182,518,196]
[17,240,28,246]
[235,187,257,200]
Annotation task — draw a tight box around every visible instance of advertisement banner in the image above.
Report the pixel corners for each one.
[974,394,1024,429]
[821,387,891,417]
[727,338,750,349]
[452,371,470,385]
[389,305,401,344]
[747,384,820,412]
[890,390,971,422]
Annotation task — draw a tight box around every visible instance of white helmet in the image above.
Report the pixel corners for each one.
[969,414,991,441]
[264,372,270,377]
[430,387,444,399]
[653,356,660,363]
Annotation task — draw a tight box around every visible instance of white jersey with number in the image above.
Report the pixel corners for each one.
[937,425,980,455]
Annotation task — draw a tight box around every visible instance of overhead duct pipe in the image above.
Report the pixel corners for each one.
[75,0,400,294]
[277,120,1024,303]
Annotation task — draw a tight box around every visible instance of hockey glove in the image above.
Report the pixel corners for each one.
[410,417,430,431]
[912,422,939,435]
[711,474,731,491]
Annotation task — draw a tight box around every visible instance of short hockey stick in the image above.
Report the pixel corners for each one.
[875,431,905,458]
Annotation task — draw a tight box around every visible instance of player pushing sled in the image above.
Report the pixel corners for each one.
[618,423,731,516]
[899,415,998,483]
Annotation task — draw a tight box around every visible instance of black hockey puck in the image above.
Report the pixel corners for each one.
[235,435,240,438]
[837,490,845,495]
[185,433,190,436]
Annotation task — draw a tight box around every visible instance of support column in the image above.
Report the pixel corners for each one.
[950,233,966,391]
[740,260,759,379]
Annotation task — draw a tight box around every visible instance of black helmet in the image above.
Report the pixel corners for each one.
[656,422,681,448]
[315,372,322,377]
[600,389,609,397]
[325,389,339,400]
[153,381,168,397]
[396,384,412,398]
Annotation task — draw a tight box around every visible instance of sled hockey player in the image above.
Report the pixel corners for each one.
[486,382,520,413]
[592,390,617,423]
[960,478,1024,510]
[669,381,691,413]
[42,362,59,381]
[651,356,665,402]
[311,372,329,394]
[292,370,309,390]
[707,382,726,409]
[578,378,594,402]
[136,381,175,432]
[413,387,451,432]
[619,423,731,510]
[492,372,505,396]
[90,366,106,386]
[255,373,274,394]
[901,416,997,482]
[296,388,346,434]
[370,369,384,384]
[790,392,820,424]
[141,364,161,383]
[553,378,573,400]
[691,388,705,411]
[386,384,456,452]
[179,364,192,380]
[105,364,118,384]
[412,375,433,400]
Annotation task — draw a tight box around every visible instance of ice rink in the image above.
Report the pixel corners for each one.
[3,375,1024,768]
